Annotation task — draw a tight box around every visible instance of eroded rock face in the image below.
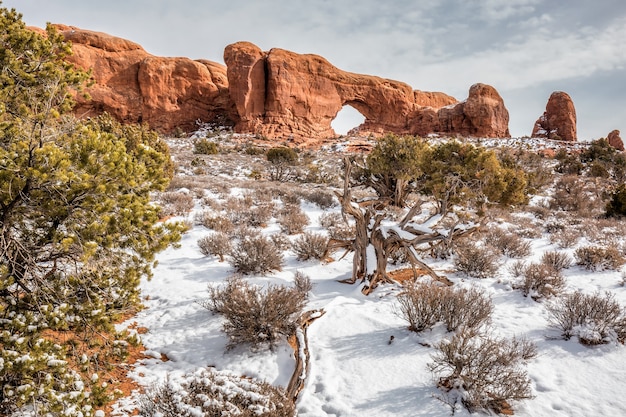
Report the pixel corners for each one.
[40,26,510,140]
[531,91,577,141]
[608,130,624,151]
[56,25,235,133]
[224,42,509,141]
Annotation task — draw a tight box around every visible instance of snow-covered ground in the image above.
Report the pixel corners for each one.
[112,138,626,417]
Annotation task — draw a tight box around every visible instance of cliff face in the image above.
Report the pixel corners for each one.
[56,25,236,133]
[52,26,510,139]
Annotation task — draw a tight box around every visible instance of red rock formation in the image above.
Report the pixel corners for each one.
[224,42,509,141]
[34,26,510,140]
[531,91,577,141]
[55,25,235,133]
[608,130,624,151]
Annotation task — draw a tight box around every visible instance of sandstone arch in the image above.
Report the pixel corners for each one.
[224,41,510,142]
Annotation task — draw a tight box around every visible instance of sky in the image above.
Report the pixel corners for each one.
[5,0,626,140]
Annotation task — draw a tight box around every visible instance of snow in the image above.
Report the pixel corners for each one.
[111,139,626,417]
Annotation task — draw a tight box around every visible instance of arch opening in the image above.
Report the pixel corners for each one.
[331,105,366,136]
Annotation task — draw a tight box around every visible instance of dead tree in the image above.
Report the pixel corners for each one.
[327,157,478,294]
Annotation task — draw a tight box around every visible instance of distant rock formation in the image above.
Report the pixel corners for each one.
[531,91,577,141]
[55,25,236,133]
[36,26,511,140]
[224,41,510,141]
[608,129,624,151]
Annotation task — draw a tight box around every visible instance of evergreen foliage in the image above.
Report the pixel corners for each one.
[0,6,183,415]
[361,135,528,208]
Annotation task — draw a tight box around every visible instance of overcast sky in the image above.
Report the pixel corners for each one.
[5,0,626,140]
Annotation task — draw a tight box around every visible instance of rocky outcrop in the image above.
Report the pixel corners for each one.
[38,26,510,140]
[55,25,235,133]
[224,42,509,141]
[531,91,577,141]
[608,130,624,151]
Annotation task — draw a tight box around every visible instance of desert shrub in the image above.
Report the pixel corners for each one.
[548,227,581,248]
[229,235,284,275]
[439,286,494,332]
[482,227,531,258]
[396,283,492,333]
[193,138,219,155]
[198,213,235,233]
[139,368,296,417]
[574,245,625,271]
[291,232,329,261]
[508,260,527,278]
[606,184,626,217]
[277,205,309,235]
[549,176,599,215]
[267,147,298,181]
[198,233,232,262]
[319,212,355,240]
[303,189,336,209]
[280,190,302,205]
[267,146,298,165]
[513,263,565,300]
[429,329,537,414]
[541,250,572,272]
[546,291,626,345]
[269,233,291,251]
[554,150,584,175]
[293,270,314,294]
[319,211,343,229]
[223,196,255,225]
[205,276,307,350]
[245,203,275,227]
[453,242,500,278]
[159,191,195,216]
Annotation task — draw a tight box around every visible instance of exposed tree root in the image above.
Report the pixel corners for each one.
[286,309,325,401]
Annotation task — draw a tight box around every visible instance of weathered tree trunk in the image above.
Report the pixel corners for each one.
[330,157,478,294]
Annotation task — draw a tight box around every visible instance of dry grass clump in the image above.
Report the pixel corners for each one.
[541,250,572,272]
[513,263,566,300]
[302,189,336,209]
[158,191,195,217]
[197,233,232,262]
[546,291,626,345]
[319,212,355,240]
[396,283,493,333]
[139,368,296,417]
[574,245,625,271]
[429,329,536,415]
[277,205,309,235]
[453,242,500,278]
[196,212,235,233]
[291,232,329,261]
[228,235,284,275]
[203,275,307,350]
[482,227,532,258]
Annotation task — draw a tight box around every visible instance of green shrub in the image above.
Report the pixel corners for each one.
[266,146,298,165]
[193,138,219,155]
[606,184,626,217]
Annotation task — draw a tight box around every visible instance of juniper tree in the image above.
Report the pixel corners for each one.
[0,6,183,415]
